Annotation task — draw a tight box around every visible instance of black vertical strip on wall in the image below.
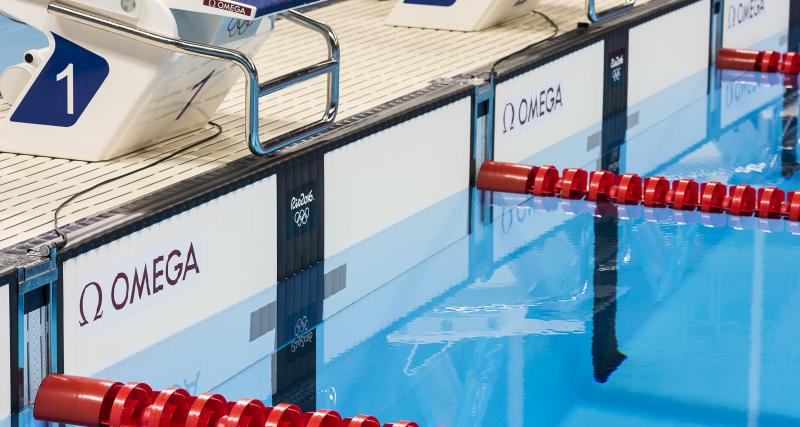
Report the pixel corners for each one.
[56,266,64,375]
[468,93,477,236]
[272,264,324,412]
[277,156,325,281]
[790,0,800,50]
[274,154,325,411]
[592,27,628,384]
[601,30,630,171]
[782,89,799,179]
[7,278,20,414]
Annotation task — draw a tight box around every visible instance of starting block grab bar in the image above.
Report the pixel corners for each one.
[48,1,340,157]
[585,0,636,23]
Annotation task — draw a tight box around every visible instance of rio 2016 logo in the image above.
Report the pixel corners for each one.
[290,190,314,228]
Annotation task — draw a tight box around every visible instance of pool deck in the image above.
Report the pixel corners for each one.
[0,0,639,251]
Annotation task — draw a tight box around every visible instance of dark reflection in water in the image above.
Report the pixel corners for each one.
[273,263,324,411]
[592,129,625,384]
[592,203,626,383]
[782,89,800,179]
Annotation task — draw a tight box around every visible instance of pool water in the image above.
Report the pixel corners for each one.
[4,16,800,427]
[0,16,46,74]
[303,68,800,425]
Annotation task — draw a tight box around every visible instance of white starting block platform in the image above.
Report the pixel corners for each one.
[0,0,638,251]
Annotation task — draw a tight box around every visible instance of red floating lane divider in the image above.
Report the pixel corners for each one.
[588,170,615,202]
[718,48,762,72]
[476,161,535,194]
[757,51,781,73]
[33,375,430,427]
[727,184,757,216]
[344,415,381,427]
[558,168,588,199]
[669,179,700,211]
[475,162,800,222]
[611,173,643,205]
[643,177,669,207]
[757,187,785,219]
[305,409,342,427]
[784,191,800,221]
[111,382,154,427]
[532,165,558,196]
[187,394,228,427]
[718,48,800,74]
[699,182,726,213]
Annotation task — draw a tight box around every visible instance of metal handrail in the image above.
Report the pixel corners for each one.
[47,2,340,156]
[586,0,636,23]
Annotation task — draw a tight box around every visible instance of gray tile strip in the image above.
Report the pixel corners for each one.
[249,301,277,342]
[324,264,347,298]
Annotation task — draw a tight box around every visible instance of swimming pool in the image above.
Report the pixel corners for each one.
[306,67,800,425]
[3,2,800,425]
[7,44,800,425]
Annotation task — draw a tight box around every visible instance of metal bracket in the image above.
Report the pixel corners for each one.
[586,0,636,23]
[17,247,58,296]
[47,2,340,156]
[17,246,60,406]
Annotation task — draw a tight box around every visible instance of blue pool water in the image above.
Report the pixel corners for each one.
[303,67,800,425]
[4,17,800,427]
[0,16,46,72]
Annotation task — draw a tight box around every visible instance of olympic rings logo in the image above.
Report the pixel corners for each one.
[291,315,312,352]
[227,18,253,38]
[294,315,309,337]
[294,207,310,227]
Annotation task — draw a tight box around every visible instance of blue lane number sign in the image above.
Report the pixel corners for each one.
[11,33,109,127]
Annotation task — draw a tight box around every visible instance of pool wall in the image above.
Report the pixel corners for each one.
[0,285,8,419]
[3,0,800,417]
[60,178,278,379]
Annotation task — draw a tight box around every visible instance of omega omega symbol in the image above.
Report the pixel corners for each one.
[78,282,104,327]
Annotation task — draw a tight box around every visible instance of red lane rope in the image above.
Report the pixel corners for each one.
[33,375,431,427]
[717,48,800,74]
[477,161,800,221]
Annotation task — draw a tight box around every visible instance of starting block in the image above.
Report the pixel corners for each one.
[0,0,339,161]
[384,0,542,32]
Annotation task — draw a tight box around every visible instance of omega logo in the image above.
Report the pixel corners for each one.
[724,81,759,108]
[202,0,252,16]
[78,243,200,327]
[727,0,765,29]
[502,84,564,133]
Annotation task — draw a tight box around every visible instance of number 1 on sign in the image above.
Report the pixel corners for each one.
[56,63,74,115]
